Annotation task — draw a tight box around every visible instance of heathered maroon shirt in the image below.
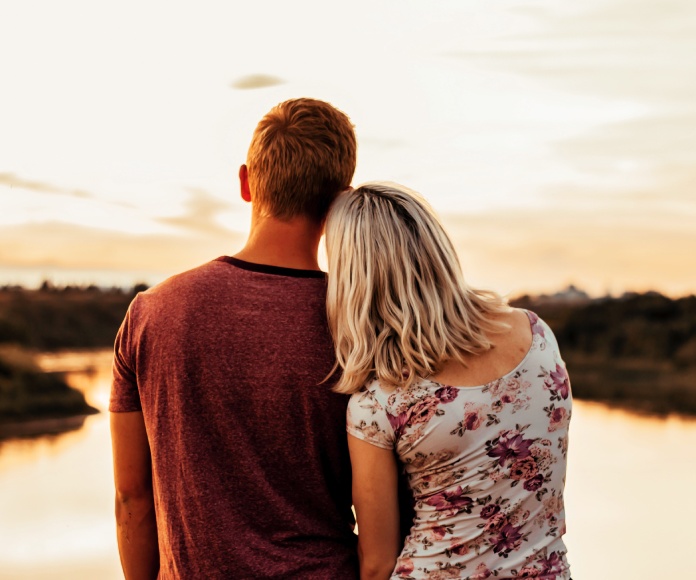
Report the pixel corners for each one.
[110,257,358,579]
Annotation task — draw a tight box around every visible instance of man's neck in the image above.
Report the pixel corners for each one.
[233,213,323,271]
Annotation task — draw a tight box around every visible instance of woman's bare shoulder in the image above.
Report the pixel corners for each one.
[488,307,531,337]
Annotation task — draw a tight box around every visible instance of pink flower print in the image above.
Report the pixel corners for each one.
[548,407,568,432]
[428,525,449,540]
[452,402,488,436]
[528,311,545,337]
[549,364,570,399]
[387,410,410,438]
[470,563,493,579]
[410,397,440,425]
[435,385,458,403]
[488,379,505,398]
[425,486,473,514]
[488,469,504,482]
[518,567,542,577]
[505,377,523,393]
[530,445,554,470]
[544,495,564,518]
[462,406,485,431]
[449,538,470,556]
[483,512,507,533]
[359,422,377,439]
[480,504,501,519]
[559,434,569,456]
[510,457,539,481]
[394,558,414,577]
[435,449,456,463]
[508,508,530,527]
[524,474,544,491]
[487,430,533,466]
[540,551,565,575]
[430,569,462,580]
[493,523,523,554]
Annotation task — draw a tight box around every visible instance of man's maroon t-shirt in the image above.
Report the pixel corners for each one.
[110,257,358,579]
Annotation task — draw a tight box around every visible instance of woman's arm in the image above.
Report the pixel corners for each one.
[349,434,401,580]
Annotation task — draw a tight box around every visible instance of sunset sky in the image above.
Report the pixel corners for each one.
[1,0,694,297]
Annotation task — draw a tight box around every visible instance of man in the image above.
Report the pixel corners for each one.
[110,98,358,579]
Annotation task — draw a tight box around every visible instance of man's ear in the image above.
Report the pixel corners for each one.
[239,164,251,203]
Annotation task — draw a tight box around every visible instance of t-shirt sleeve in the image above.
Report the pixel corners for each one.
[109,296,142,413]
[346,386,395,450]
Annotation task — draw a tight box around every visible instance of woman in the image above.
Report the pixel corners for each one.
[325,183,572,579]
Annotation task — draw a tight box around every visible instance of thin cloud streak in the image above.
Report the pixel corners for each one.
[442,205,696,298]
[156,188,234,236]
[0,221,245,273]
[0,173,94,199]
[230,74,286,90]
[0,202,692,297]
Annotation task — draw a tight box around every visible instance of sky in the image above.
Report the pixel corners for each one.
[1,0,694,297]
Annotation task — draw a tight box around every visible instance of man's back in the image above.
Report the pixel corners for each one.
[111,257,358,579]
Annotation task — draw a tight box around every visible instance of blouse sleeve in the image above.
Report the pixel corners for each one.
[346,386,396,450]
[539,318,567,367]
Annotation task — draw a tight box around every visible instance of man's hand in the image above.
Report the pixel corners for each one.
[111,411,159,580]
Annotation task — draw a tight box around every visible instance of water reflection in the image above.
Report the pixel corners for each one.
[564,402,696,580]
[0,351,121,580]
[0,352,694,579]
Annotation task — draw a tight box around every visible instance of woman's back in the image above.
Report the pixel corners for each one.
[347,310,572,579]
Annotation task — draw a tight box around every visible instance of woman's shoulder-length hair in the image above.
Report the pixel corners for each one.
[325,181,509,395]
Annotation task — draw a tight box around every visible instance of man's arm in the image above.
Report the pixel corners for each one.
[111,411,159,580]
[348,434,401,580]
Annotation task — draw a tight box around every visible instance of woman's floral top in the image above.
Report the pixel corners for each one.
[347,311,571,579]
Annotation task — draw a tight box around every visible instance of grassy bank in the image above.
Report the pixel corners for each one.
[0,345,98,438]
[0,284,695,419]
[512,292,696,416]
[0,284,141,350]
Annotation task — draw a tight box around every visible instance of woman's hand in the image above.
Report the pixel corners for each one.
[349,435,400,580]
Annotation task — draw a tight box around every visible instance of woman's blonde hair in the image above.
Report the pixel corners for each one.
[325,182,510,394]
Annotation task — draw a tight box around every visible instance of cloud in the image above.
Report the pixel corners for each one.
[439,202,696,297]
[1,201,693,297]
[0,173,94,199]
[156,188,233,235]
[230,74,285,90]
[0,221,245,274]
[443,0,696,105]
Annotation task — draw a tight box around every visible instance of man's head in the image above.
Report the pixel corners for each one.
[242,98,357,223]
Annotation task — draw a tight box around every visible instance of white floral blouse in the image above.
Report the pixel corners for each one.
[347,311,572,579]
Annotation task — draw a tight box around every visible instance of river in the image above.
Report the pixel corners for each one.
[0,351,694,579]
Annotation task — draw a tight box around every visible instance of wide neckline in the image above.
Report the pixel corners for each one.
[424,309,537,390]
[215,256,327,279]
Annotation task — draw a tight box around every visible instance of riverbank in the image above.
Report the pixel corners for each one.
[1,285,695,419]
[0,346,98,440]
[511,292,696,417]
[564,355,696,416]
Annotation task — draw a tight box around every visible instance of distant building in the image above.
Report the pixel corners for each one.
[550,284,591,303]
[523,284,592,306]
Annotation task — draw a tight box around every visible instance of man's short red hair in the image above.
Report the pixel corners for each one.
[246,98,357,223]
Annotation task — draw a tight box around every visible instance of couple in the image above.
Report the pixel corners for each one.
[110,98,572,580]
